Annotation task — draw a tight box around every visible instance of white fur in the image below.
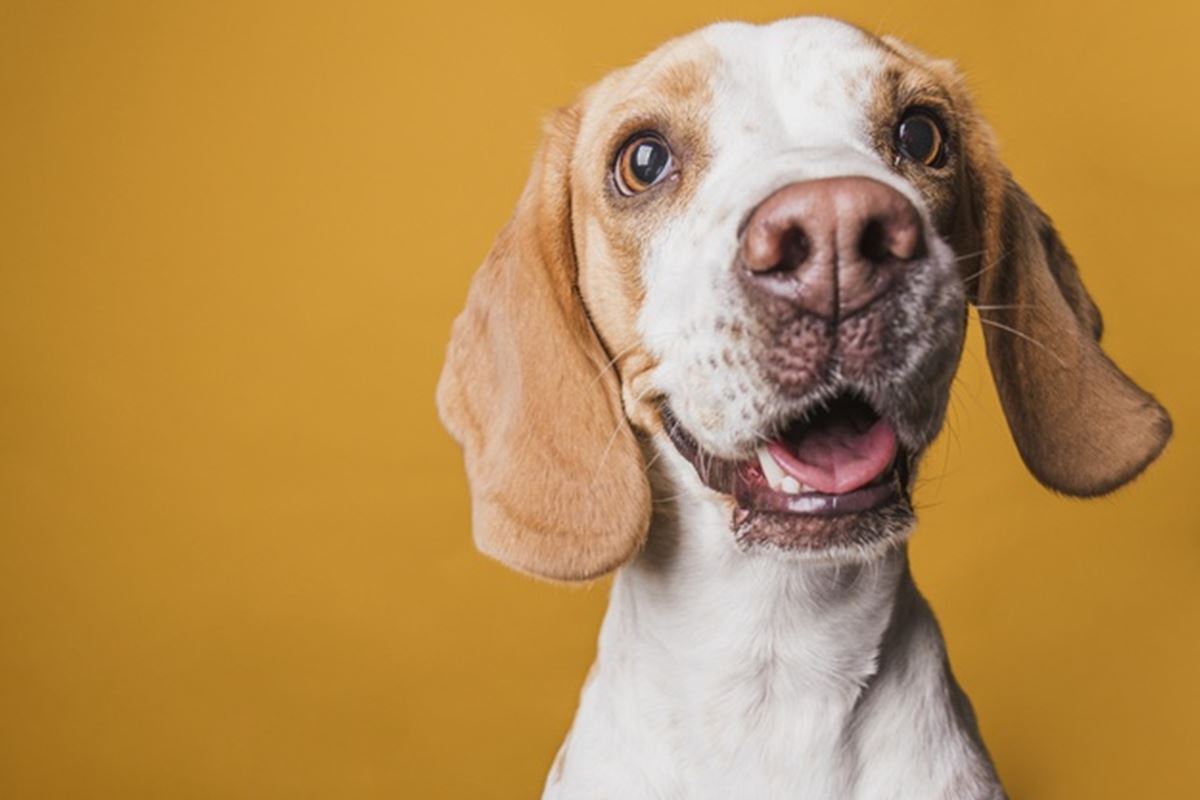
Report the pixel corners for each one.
[544,443,1003,799]
[546,19,1004,799]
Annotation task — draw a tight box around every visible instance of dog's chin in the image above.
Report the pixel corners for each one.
[661,393,918,561]
[731,504,916,564]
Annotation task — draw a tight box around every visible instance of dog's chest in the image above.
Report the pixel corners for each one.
[551,655,886,797]
[542,557,1003,800]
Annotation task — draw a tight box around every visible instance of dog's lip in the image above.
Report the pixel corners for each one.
[659,401,909,518]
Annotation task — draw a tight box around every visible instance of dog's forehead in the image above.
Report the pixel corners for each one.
[581,18,888,137]
[699,18,885,133]
[603,19,886,143]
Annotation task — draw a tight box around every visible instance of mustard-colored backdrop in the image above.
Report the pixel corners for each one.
[1,1,1197,797]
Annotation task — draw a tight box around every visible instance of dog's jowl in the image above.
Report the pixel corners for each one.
[438,17,1171,800]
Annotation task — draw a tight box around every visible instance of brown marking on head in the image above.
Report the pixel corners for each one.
[437,40,718,580]
[876,36,1172,495]
[572,40,717,434]
[865,42,965,235]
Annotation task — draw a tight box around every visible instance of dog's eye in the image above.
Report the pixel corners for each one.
[614,132,674,195]
[895,111,946,167]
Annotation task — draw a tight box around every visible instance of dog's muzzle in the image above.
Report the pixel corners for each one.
[660,175,958,554]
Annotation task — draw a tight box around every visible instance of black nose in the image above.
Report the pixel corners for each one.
[738,177,925,318]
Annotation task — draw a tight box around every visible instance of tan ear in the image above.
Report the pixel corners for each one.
[970,165,1172,496]
[436,108,651,581]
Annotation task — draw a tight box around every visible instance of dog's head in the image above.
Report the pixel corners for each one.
[437,18,1172,580]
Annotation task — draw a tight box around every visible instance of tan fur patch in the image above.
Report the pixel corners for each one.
[571,40,718,435]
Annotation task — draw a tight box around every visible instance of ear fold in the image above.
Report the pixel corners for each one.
[970,167,1172,496]
[436,108,651,581]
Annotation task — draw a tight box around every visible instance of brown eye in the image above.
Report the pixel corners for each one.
[895,111,946,167]
[615,132,674,195]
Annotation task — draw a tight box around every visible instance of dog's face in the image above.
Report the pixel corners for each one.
[438,18,1171,580]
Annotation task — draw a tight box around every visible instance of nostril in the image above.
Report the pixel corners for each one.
[857,213,923,265]
[744,225,810,275]
[768,227,810,274]
[858,218,892,265]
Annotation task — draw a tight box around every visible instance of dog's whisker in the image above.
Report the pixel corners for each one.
[976,316,1068,368]
[585,342,639,391]
[593,384,657,477]
[960,248,1011,283]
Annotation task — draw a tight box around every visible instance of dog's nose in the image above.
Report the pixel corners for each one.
[738,177,924,318]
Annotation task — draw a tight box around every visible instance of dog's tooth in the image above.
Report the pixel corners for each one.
[756,445,786,489]
[780,476,801,495]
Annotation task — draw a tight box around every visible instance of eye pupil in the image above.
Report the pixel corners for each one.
[631,141,669,184]
[900,119,933,158]
[615,133,674,194]
[896,113,944,166]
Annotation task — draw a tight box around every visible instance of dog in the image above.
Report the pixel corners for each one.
[436,16,1172,799]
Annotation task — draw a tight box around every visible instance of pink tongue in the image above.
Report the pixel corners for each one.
[766,419,898,495]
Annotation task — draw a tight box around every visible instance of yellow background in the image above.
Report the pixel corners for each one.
[2,1,1197,797]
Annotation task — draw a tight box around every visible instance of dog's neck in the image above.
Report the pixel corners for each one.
[544,452,1004,799]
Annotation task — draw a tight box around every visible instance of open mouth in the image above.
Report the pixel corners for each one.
[662,392,911,528]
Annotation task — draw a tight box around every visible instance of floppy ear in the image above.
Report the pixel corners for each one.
[967,153,1172,496]
[436,108,651,581]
